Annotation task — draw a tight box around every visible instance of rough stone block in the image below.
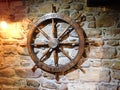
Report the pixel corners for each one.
[61,0,73,3]
[84,29,101,38]
[58,84,68,90]
[17,46,29,56]
[0,68,15,77]
[39,77,57,89]
[102,59,113,68]
[79,67,110,82]
[19,87,38,90]
[111,61,120,70]
[98,83,117,90]
[106,40,119,46]
[1,85,19,90]
[70,2,83,11]
[68,83,97,90]
[66,70,80,80]
[26,79,40,88]
[116,47,120,58]
[59,9,70,16]
[1,45,18,57]
[96,15,115,27]
[15,67,42,78]
[89,47,116,59]
[0,77,17,85]
[39,1,59,14]
[86,16,95,21]
[60,4,70,9]
[88,39,104,46]
[88,21,96,28]
[111,70,120,80]
[91,60,102,67]
[102,29,120,40]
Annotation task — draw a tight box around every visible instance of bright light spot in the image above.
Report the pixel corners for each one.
[1,21,8,29]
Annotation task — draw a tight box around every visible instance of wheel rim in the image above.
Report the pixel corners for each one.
[27,13,84,74]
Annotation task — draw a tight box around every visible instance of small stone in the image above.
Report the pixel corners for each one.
[91,60,102,67]
[0,77,17,85]
[26,80,40,87]
[111,70,120,80]
[89,39,104,46]
[70,3,83,11]
[15,79,27,87]
[60,4,70,9]
[96,15,115,27]
[102,29,120,40]
[86,16,95,21]
[111,61,120,70]
[84,29,101,38]
[61,0,73,4]
[68,82,97,90]
[15,67,42,78]
[106,40,119,46]
[17,46,29,56]
[102,59,113,68]
[69,10,78,19]
[39,77,57,89]
[89,47,116,59]
[88,21,96,28]
[116,47,120,58]
[19,87,38,90]
[66,70,79,80]
[58,84,68,90]
[79,67,110,82]
[59,9,70,17]
[98,83,117,90]
[0,68,16,77]
[39,2,59,14]
[1,85,19,90]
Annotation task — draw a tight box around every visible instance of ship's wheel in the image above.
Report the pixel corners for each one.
[27,5,85,80]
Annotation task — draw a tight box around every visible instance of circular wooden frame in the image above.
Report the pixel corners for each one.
[27,13,84,75]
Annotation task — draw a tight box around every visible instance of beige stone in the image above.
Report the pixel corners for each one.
[79,67,110,82]
[89,47,116,59]
[103,29,120,40]
[106,40,119,46]
[0,77,17,85]
[88,21,96,28]
[111,61,120,70]
[98,84,117,90]
[0,68,16,77]
[111,70,120,80]
[26,79,40,87]
[66,70,80,80]
[61,0,73,3]
[96,15,115,27]
[15,67,42,78]
[84,29,101,38]
[68,83,97,90]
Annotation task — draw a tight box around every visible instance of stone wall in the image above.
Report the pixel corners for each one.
[0,0,120,90]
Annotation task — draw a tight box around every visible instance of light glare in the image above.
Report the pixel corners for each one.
[1,21,7,29]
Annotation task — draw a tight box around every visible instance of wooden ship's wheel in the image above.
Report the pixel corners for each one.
[27,5,85,80]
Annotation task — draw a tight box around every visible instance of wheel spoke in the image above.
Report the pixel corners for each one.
[59,48,72,61]
[40,48,53,62]
[31,43,49,48]
[58,25,73,41]
[53,50,59,66]
[60,42,79,48]
[36,27,50,40]
[52,19,57,38]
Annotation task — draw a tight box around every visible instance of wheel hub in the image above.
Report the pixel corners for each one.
[48,38,59,48]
